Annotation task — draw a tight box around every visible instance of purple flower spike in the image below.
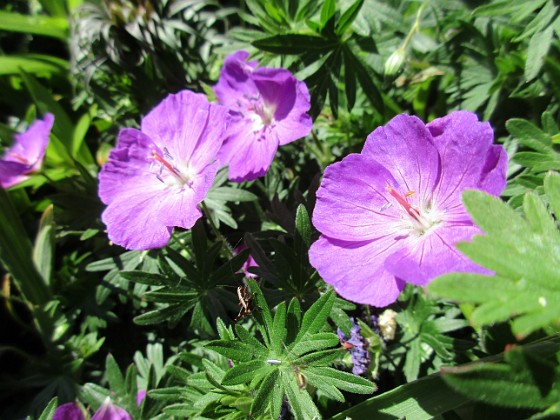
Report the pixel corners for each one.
[91,398,132,420]
[98,90,229,250]
[214,51,312,182]
[53,402,84,420]
[0,113,54,188]
[338,318,370,375]
[309,111,508,307]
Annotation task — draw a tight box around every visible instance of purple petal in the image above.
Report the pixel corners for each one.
[101,182,202,250]
[98,128,156,205]
[91,398,132,420]
[141,90,228,171]
[0,161,29,188]
[214,51,259,108]
[270,80,312,146]
[0,113,54,188]
[384,225,490,286]
[427,111,507,205]
[53,402,85,420]
[217,118,279,182]
[136,389,147,405]
[7,113,54,169]
[362,114,440,199]
[309,235,405,307]
[312,153,404,242]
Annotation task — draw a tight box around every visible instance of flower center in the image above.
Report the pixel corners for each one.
[244,95,276,132]
[150,148,194,187]
[386,185,442,236]
[7,151,29,164]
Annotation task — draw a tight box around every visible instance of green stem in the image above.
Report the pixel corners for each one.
[400,2,428,51]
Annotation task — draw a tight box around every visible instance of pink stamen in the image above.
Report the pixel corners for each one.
[151,150,180,177]
[387,185,421,221]
[9,152,29,164]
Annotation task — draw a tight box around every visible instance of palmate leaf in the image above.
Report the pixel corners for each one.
[508,117,560,173]
[428,172,560,339]
[205,280,375,418]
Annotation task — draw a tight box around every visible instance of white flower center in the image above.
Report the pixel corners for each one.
[385,185,444,237]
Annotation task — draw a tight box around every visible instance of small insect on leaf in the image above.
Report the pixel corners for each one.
[235,285,254,322]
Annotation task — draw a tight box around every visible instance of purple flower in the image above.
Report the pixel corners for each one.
[136,389,146,405]
[98,90,229,250]
[234,244,259,278]
[309,112,507,307]
[91,398,132,420]
[0,113,54,188]
[338,318,370,375]
[53,402,84,420]
[214,51,312,182]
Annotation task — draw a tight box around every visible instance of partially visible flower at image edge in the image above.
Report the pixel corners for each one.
[309,111,508,307]
[98,90,229,250]
[214,50,312,182]
[53,398,131,420]
[0,113,54,188]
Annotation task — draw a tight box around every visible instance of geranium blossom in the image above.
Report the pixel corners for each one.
[0,113,54,188]
[214,50,312,182]
[309,111,507,307]
[98,90,229,250]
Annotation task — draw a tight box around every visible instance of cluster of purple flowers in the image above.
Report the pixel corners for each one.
[97,51,312,250]
[3,52,509,311]
[337,318,371,376]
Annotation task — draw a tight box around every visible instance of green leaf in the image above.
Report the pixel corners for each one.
[331,372,467,419]
[271,301,287,353]
[320,0,336,26]
[305,366,376,393]
[0,54,68,76]
[37,397,58,420]
[336,0,364,35]
[0,188,50,304]
[507,118,552,153]
[296,289,335,341]
[33,204,55,285]
[206,187,258,202]
[525,27,553,81]
[221,360,270,386]
[247,278,274,345]
[121,271,166,286]
[105,354,126,396]
[250,369,279,417]
[206,340,263,362]
[283,371,321,419]
[0,11,67,39]
[290,332,340,356]
[253,34,337,54]
[442,340,560,409]
[429,187,560,338]
[19,71,75,158]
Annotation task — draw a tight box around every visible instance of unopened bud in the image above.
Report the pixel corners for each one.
[384,48,406,76]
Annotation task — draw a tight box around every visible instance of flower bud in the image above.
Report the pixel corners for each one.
[384,48,406,76]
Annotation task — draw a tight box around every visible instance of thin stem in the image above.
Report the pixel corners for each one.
[200,201,234,259]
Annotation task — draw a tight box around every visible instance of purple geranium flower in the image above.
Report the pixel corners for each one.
[53,402,84,420]
[309,111,507,307]
[98,90,229,250]
[91,398,132,420]
[214,50,312,182]
[0,113,54,188]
